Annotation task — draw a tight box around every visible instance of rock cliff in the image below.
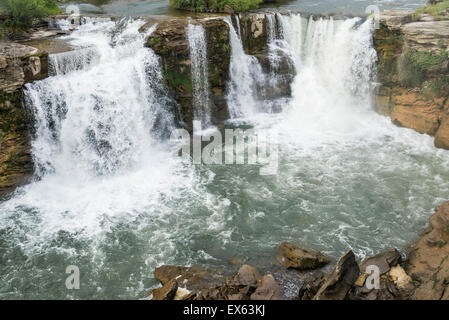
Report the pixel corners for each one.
[0,42,48,197]
[374,11,449,148]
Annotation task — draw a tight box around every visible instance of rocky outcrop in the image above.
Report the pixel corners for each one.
[313,250,360,300]
[406,201,449,300]
[0,42,48,197]
[374,11,449,149]
[146,17,231,130]
[277,242,332,270]
[150,263,286,300]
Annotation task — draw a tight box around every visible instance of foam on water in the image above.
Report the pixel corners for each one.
[1,14,449,299]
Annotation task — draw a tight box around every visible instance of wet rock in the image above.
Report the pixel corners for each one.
[435,117,449,150]
[359,248,402,275]
[0,42,48,197]
[313,250,360,300]
[154,265,224,291]
[227,264,262,287]
[174,287,195,300]
[297,273,327,300]
[152,279,178,300]
[238,13,268,55]
[278,242,332,270]
[146,17,230,130]
[250,274,283,300]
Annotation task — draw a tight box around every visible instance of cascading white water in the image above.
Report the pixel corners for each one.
[224,17,264,119]
[26,19,176,178]
[49,48,100,75]
[1,13,449,300]
[186,23,211,128]
[276,13,305,68]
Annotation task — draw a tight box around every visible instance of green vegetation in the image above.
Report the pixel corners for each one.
[169,0,263,12]
[1,0,62,30]
[400,49,449,88]
[414,0,449,20]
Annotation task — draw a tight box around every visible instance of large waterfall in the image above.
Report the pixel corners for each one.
[1,14,449,300]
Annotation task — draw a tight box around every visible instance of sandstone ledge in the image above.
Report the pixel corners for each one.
[375,11,449,149]
[0,42,49,197]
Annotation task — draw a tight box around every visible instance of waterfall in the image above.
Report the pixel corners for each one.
[224,17,264,119]
[277,13,305,69]
[49,48,100,75]
[186,23,211,128]
[25,18,175,178]
[2,13,449,301]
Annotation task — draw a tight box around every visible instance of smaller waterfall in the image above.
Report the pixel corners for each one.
[224,17,264,119]
[49,48,100,75]
[186,23,211,128]
[277,13,305,69]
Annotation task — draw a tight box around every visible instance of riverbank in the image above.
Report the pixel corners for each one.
[149,201,449,300]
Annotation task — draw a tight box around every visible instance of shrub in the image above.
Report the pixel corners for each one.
[169,0,263,12]
[1,0,62,30]
[414,0,449,20]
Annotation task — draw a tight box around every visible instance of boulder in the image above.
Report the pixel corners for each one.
[152,279,178,300]
[359,248,402,275]
[435,117,449,150]
[154,265,224,291]
[407,201,449,300]
[250,275,283,300]
[313,250,360,300]
[277,242,332,270]
[227,264,262,287]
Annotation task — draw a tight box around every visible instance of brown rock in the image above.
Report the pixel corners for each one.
[359,248,402,275]
[154,265,224,291]
[297,273,327,300]
[313,250,360,300]
[250,275,283,300]
[152,279,178,300]
[435,117,449,150]
[391,104,441,135]
[278,242,331,270]
[407,201,449,300]
[227,264,262,287]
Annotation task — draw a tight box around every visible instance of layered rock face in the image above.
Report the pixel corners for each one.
[407,201,449,300]
[0,42,48,197]
[146,17,231,130]
[375,11,449,148]
[146,13,295,130]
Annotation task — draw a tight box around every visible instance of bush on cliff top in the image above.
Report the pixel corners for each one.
[1,0,62,30]
[169,0,263,12]
[415,0,449,20]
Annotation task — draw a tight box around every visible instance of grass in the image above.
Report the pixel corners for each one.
[414,0,449,20]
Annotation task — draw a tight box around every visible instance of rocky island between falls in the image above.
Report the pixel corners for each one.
[0,1,449,300]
